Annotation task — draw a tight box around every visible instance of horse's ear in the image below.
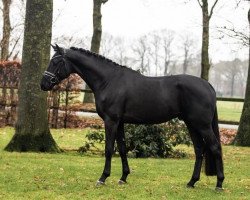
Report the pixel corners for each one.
[51,44,57,51]
[51,44,64,55]
[55,44,64,55]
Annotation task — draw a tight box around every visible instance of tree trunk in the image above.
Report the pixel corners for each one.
[51,90,60,129]
[164,61,169,76]
[183,56,188,74]
[234,9,250,146]
[1,0,12,60]
[83,0,107,103]
[200,0,210,81]
[90,0,103,53]
[5,0,60,152]
[230,75,235,97]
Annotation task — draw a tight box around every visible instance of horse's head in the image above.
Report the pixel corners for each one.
[40,44,71,91]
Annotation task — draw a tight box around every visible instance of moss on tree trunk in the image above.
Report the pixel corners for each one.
[5,0,60,152]
[234,9,250,146]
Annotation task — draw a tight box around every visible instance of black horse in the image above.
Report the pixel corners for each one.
[41,44,224,190]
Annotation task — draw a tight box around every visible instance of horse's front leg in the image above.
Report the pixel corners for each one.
[96,118,118,186]
[116,122,130,184]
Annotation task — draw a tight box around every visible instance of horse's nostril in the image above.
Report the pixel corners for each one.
[40,83,47,91]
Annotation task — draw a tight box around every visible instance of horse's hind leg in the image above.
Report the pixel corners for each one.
[199,126,224,190]
[116,122,130,184]
[186,124,205,188]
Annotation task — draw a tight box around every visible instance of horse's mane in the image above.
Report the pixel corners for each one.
[69,47,137,73]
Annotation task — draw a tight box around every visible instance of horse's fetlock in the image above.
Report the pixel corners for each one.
[103,172,110,177]
[192,177,200,182]
[124,169,130,175]
[218,176,224,182]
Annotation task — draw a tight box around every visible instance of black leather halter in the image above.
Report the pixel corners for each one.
[43,55,62,84]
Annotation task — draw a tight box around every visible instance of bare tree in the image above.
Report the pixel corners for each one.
[210,58,248,97]
[0,0,25,60]
[100,32,115,57]
[237,60,249,97]
[150,33,161,76]
[53,35,89,49]
[224,58,242,97]
[90,0,108,53]
[217,26,249,47]
[113,37,128,66]
[162,30,175,75]
[84,0,108,103]
[1,0,12,60]
[217,0,249,48]
[183,35,194,74]
[132,35,150,74]
[197,0,219,80]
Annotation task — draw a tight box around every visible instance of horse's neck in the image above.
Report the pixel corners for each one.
[67,50,115,92]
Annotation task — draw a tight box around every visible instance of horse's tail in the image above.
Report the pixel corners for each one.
[204,106,222,176]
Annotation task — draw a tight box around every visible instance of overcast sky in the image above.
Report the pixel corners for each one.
[52,0,249,62]
[5,0,248,62]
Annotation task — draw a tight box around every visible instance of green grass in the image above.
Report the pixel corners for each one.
[0,127,250,200]
[217,101,243,122]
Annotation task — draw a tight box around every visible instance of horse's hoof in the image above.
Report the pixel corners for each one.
[96,180,105,187]
[186,184,194,188]
[118,180,126,185]
[215,187,224,191]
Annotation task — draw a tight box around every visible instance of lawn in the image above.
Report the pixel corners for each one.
[217,101,243,123]
[0,127,249,200]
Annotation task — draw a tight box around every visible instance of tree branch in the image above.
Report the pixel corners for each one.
[209,0,219,19]
[196,0,202,8]
[7,33,22,60]
[217,26,249,47]
[102,0,108,4]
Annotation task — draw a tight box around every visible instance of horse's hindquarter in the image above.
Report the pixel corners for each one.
[176,75,217,124]
[122,75,181,123]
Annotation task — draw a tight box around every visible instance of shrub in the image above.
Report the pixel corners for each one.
[165,118,191,146]
[79,119,191,158]
[78,129,105,153]
[125,120,190,158]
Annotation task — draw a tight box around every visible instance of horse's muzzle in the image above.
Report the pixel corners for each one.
[40,77,53,91]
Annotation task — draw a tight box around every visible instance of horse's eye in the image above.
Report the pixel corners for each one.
[50,77,57,83]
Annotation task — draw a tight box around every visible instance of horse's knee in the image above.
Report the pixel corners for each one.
[105,147,114,158]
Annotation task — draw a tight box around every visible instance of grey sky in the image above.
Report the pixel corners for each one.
[1,0,248,62]
[52,0,249,62]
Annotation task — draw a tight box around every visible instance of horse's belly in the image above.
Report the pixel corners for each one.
[123,109,179,124]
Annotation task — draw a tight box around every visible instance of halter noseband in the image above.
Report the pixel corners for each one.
[43,71,60,84]
[43,55,63,84]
